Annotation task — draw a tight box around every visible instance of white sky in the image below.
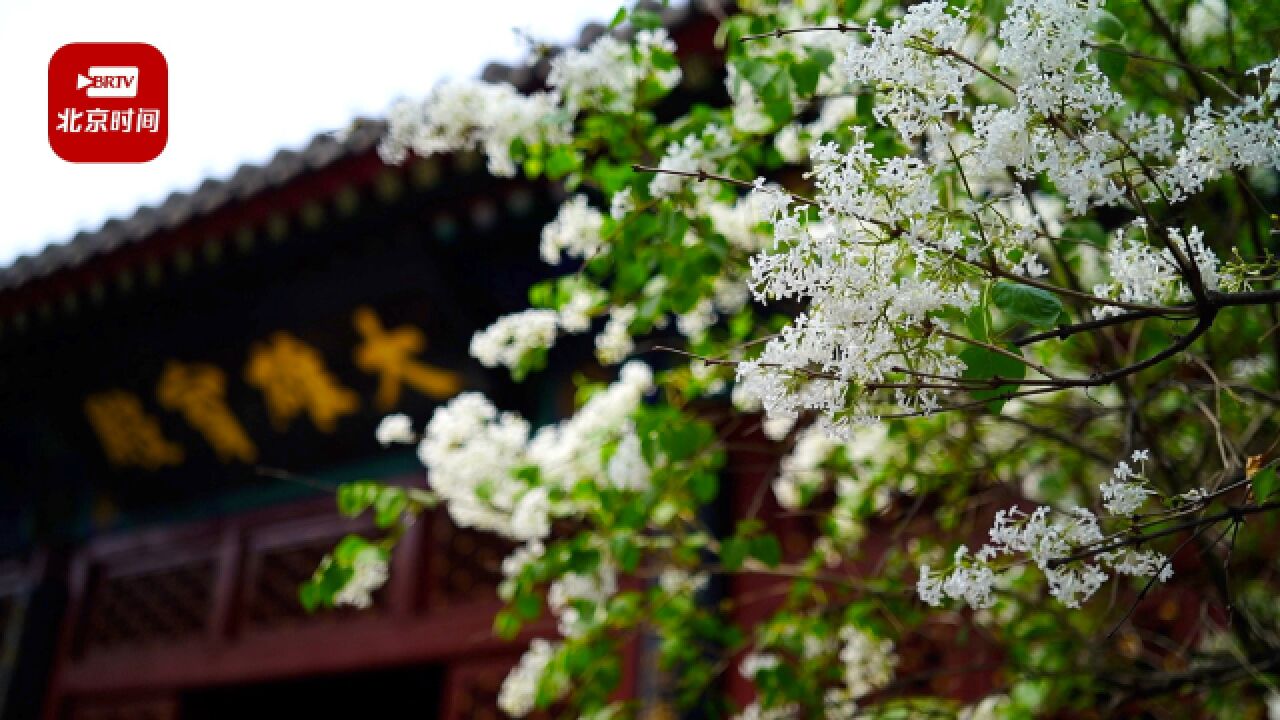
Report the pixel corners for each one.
[0,0,616,266]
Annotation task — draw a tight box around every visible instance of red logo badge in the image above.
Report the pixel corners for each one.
[48,43,168,163]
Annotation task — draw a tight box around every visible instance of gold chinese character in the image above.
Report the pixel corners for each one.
[157,361,258,464]
[84,390,184,469]
[245,332,358,433]
[352,306,462,409]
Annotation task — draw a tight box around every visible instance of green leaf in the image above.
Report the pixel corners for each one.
[788,49,833,97]
[1252,466,1279,501]
[373,487,408,529]
[545,145,580,180]
[1097,43,1128,81]
[333,534,370,566]
[494,609,522,639]
[991,281,1064,329]
[738,58,780,91]
[630,8,663,30]
[1064,219,1108,247]
[959,344,1027,413]
[613,536,642,572]
[750,535,782,567]
[965,305,990,342]
[608,6,627,29]
[336,480,380,517]
[721,536,749,571]
[689,471,719,504]
[514,592,543,620]
[299,580,323,612]
[1093,10,1126,42]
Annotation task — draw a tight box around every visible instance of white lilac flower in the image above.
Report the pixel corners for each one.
[510,486,552,541]
[609,187,634,220]
[733,703,799,720]
[500,541,545,590]
[375,413,414,446]
[419,393,533,539]
[497,638,559,717]
[333,550,389,609]
[379,80,567,177]
[558,286,604,334]
[549,29,680,114]
[658,567,709,595]
[526,361,653,490]
[540,195,605,265]
[772,424,838,509]
[595,305,637,365]
[842,1,975,141]
[676,298,717,339]
[605,426,650,492]
[470,309,560,371]
[739,652,781,679]
[548,559,618,637]
[1092,224,1185,318]
[839,626,896,699]
[974,505,1114,608]
[959,695,1012,720]
[649,125,736,198]
[996,0,1122,120]
[1099,452,1157,516]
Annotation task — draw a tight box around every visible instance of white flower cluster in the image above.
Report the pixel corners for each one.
[418,392,543,539]
[649,124,736,198]
[1091,223,1220,318]
[548,29,680,114]
[333,550,389,610]
[1099,449,1155,516]
[958,695,1012,720]
[920,485,1173,610]
[558,284,606,334]
[1156,81,1280,204]
[843,1,975,141]
[382,27,684,178]
[527,361,655,489]
[497,638,561,717]
[838,625,897,699]
[770,423,893,526]
[419,363,654,543]
[375,413,414,446]
[774,97,860,164]
[738,138,977,432]
[706,189,778,254]
[736,0,1278,435]
[918,545,998,609]
[982,506,1108,608]
[739,651,781,680]
[379,81,567,177]
[772,424,839,510]
[996,0,1121,120]
[733,702,799,720]
[727,6,851,135]
[595,304,637,365]
[540,194,605,265]
[548,559,618,637]
[470,309,560,372]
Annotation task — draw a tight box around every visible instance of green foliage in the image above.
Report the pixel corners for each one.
[959,343,1027,412]
[991,281,1065,330]
[309,0,1280,716]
